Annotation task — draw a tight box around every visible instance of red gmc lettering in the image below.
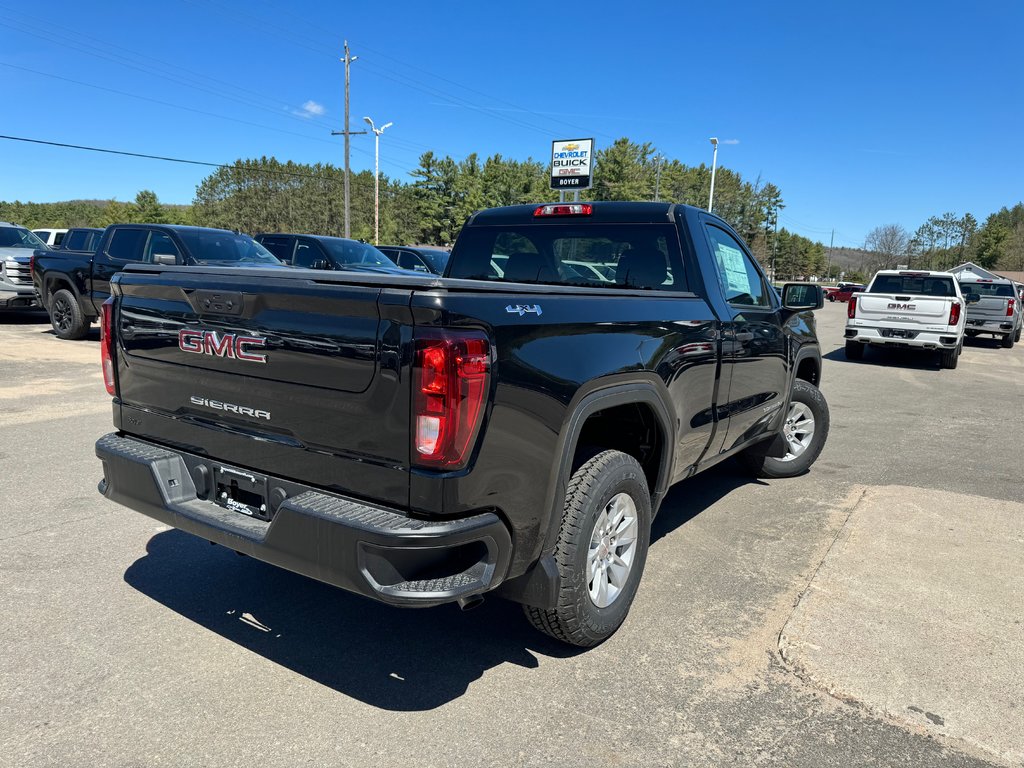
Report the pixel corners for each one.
[178,329,204,354]
[234,336,268,363]
[178,330,267,364]
[204,332,234,358]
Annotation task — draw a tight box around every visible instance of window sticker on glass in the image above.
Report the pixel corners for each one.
[716,242,751,295]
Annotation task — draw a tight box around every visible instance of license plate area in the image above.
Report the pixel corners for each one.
[214,465,271,521]
[881,328,917,339]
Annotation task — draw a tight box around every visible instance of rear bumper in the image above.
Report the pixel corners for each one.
[844,325,959,349]
[96,433,513,607]
[964,319,1014,335]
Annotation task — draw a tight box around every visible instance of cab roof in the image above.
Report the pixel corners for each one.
[465,201,713,226]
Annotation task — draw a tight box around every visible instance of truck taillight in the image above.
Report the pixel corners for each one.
[100,297,116,396]
[29,254,35,277]
[1008,298,1015,317]
[533,203,592,217]
[413,331,490,468]
[948,302,961,326]
[847,297,857,319]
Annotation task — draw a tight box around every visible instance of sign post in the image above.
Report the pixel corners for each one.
[550,138,594,202]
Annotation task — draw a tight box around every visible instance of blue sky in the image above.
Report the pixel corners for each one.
[2,0,1021,247]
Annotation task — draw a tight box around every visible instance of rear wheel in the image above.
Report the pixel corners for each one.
[844,340,864,360]
[1002,332,1015,349]
[1015,327,1022,342]
[49,289,89,340]
[523,450,651,647]
[739,379,830,479]
[940,344,960,369]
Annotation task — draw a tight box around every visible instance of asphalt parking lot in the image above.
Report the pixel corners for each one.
[1,302,1021,768]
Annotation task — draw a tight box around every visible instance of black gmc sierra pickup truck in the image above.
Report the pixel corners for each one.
[95,202,828,647]
[32,224,280,339]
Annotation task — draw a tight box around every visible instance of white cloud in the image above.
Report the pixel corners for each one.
[293,100,326,119]
[722,139,740,145]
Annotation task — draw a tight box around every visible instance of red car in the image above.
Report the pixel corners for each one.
[827,283,865,302]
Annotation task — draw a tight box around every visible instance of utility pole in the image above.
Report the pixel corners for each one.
[331,41,366,238]
[654,154,663,202]
[827,228,835,281]
[363,116,392,245]
[771,216,779,282]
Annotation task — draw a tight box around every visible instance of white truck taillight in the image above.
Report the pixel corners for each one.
[847,297,857,319]
[413,331,490,468]
[948,301,961,326]
[100,297,116,396]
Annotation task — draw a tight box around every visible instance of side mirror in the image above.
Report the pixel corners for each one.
[152,253,177,265]
[781,282,824,311]
[963,292,981,304]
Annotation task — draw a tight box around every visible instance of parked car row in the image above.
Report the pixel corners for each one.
[4,220,455,338]
[843,269,1022,368]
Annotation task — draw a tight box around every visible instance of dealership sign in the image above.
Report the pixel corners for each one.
[550,138,594,190]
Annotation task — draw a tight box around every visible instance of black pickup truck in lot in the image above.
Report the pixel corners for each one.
[95,202,828,646]
[32,224,281,339]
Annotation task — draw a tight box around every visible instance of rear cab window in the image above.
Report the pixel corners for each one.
[447,223,686,291]
[869,274,957,297]
[962,281,1015,298]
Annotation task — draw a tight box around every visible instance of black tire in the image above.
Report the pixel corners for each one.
[827,294,836,302]
[1002,332,1015,349]
[739,379,830,479]
[940,345,959,369]
[1014,327,1022,343]
[965,330,979,337]
[844,340,864,360]
[523,450,651,647]
[49,288,89,340]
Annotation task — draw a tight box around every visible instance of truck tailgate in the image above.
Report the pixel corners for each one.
[856,293,953,329]
[966,296,1011,321]
[113,268,414,509]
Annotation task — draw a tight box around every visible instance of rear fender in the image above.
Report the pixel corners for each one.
[498,376,675,608]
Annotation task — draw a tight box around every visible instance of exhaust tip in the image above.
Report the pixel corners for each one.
[456,595,485,612]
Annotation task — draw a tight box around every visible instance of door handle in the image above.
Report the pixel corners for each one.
[735,331,754,342]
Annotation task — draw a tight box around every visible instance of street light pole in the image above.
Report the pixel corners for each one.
[654,154,663,202]
[707,137,719,212]
[363,116,393,245]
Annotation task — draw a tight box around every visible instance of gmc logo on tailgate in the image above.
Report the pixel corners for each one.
[887,302,916,310]
[178,329,268,363]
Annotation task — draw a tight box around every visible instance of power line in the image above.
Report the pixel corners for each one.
[0,134,347,184]
[0,62,421,174]
[183,0,612,144]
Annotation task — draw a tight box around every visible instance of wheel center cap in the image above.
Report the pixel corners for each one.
[598,541,610,560]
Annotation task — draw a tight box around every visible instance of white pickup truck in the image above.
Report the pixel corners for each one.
[844,270,967,369]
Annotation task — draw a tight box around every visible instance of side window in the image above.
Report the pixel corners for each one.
[65,230,87,251]
[705,225,769,307]
[395,251,424,271]
[259,236,295,263]
[293,240,321,268]
[143,232,181,263]
[53,232,65,246]
[105,228,149,262]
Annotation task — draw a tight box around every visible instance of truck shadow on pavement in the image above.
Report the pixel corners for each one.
[822,346,942,371]
[0,309,49,325]
[123,462,754,710]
